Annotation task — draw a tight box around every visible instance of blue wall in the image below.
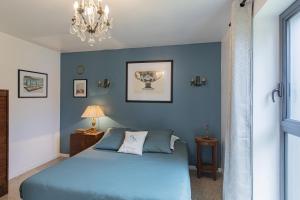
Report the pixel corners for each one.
[60,43,221,165]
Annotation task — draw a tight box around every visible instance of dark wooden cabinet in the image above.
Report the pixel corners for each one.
[0,90,8,197]
[70,131,104,157]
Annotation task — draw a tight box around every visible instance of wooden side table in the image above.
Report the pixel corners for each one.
[70,131,104,157]
[195,136,218,180]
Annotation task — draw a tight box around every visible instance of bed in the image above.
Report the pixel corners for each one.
[20,140,191,200]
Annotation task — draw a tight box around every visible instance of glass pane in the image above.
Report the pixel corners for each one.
[289,12,300,121]
[285,133,300,200]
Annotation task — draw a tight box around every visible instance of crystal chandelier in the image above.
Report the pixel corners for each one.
[70,0,113,46]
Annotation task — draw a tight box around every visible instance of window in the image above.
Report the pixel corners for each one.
[289,12,300,121]
[280,1,300,200]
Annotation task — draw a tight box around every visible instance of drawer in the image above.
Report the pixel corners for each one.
[0,175,7,182]
[70,132,104,156]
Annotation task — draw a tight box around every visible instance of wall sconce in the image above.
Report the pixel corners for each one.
[98,79,111,88]
[190,76,207,87]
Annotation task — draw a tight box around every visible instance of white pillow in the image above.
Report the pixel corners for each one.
[118,131,148,155]
[170,135,180,150]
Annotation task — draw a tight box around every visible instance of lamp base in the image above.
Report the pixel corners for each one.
[82,117,100,134]
[91,117,97,130]
[84,127,98,135]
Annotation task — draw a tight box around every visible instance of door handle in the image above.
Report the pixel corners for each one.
[272,83,283,103]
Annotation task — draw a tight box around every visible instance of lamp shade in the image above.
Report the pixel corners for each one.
[81,105,105,118]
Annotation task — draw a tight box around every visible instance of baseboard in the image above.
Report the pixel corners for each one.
[60,153,70,158]
[189,165,197,170]
[9,156,64,181]
[189,165,223,174]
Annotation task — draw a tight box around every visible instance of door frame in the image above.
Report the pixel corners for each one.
[0,90,9,197]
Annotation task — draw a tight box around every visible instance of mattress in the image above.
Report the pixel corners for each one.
[20,141,191,200]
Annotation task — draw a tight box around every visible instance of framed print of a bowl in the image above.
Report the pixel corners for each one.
[126,60,173,103]
[18,69,48,98]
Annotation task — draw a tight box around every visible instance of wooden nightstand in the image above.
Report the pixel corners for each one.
[195,136,218,180]
[70,131,104,157]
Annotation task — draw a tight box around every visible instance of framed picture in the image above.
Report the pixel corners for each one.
[18,69,48,98]
[126,60,173,103]
[73,79,87,98]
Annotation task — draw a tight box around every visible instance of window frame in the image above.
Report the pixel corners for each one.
[280,1,300,131]
[280,1,300,200]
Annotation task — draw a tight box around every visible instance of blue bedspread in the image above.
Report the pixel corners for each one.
[20,141,191,200]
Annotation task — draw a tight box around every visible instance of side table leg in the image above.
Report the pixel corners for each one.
[196,144,201,178]
[212,145,217,181]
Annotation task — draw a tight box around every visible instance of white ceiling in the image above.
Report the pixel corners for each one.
[0,0,231,53]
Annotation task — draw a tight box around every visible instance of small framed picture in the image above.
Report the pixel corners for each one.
[18,69,48,98]
[126,60,173,103]
[73,79,87,98]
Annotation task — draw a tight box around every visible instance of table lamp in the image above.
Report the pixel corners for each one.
[81,105,105,131]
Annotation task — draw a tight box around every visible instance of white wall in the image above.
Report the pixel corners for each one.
[0,32,60,179]
[253,0,295,199]
[254,0,267,15]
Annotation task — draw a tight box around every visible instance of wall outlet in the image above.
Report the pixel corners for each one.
[189,165,197,170]
[218,168,223,174]
[60,153,70,158]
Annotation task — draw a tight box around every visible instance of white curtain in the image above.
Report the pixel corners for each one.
[223,0,253,200]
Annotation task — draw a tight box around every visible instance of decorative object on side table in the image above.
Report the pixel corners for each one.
[73,79,87,98]
[126,60,173,103]
[195,136,218,180]
[190,76,207,87]
[203,123,209,135]
[70,131,104,156]
[81,105,105,132]
[18,69,48,98]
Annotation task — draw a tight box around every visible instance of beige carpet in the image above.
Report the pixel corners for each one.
[190,170,222,200]
[0,158,222,200]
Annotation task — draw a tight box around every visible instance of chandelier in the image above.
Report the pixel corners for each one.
[70,0,113,46]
